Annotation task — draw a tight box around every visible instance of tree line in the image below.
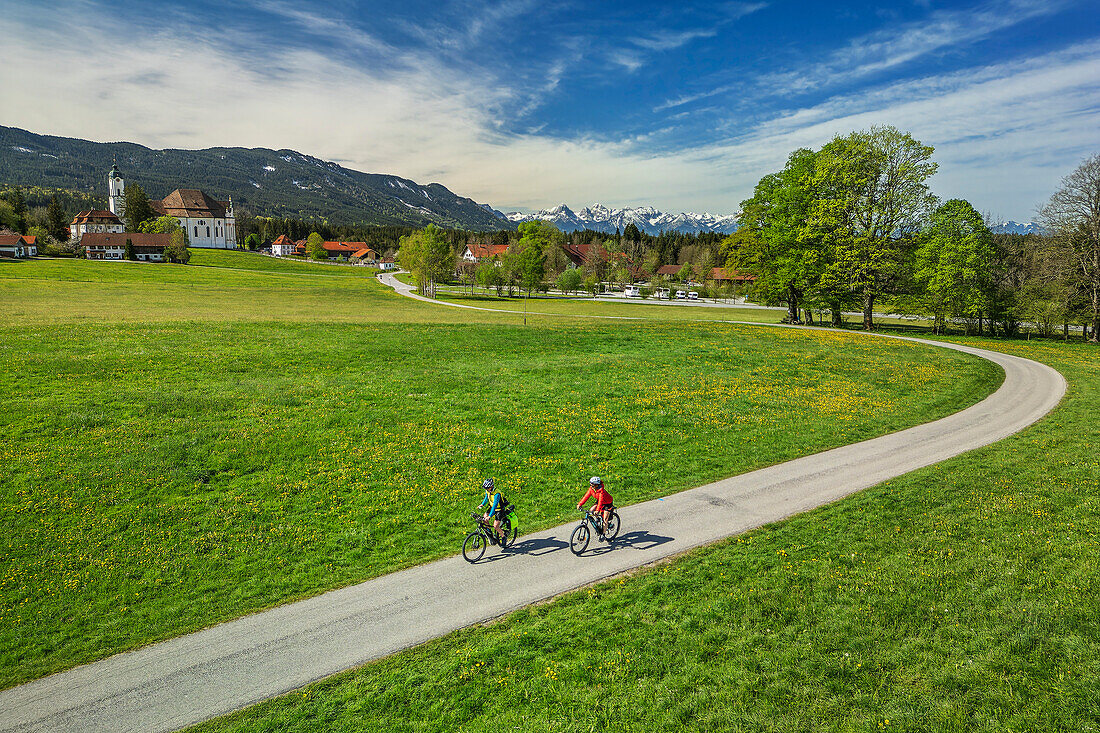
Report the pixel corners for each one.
[725,126,1099,340]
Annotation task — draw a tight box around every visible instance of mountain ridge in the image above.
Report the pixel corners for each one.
[0,125,510,231]
[505,202,740,235]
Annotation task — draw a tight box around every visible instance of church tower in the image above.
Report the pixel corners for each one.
[108,164,126,221]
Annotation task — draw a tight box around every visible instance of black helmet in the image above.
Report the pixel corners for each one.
[482,478,495,491]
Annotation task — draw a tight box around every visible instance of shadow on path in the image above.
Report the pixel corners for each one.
[579,529,675,556]
[472,536,570,563]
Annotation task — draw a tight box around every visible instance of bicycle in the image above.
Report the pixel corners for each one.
[569,506,620,555]
[462,510,518,562]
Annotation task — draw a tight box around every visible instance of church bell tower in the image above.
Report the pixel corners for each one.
[108,164,126,221]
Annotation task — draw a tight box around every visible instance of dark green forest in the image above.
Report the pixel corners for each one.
[0,125,509,231]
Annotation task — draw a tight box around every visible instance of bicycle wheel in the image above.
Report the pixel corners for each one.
[570,524,590,555]
[462,531,486,562]
[605,511,621,541]
[500,520,518,549]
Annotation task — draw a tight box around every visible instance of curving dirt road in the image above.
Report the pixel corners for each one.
[0,275,1066,733]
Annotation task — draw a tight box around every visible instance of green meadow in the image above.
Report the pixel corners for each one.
[194,337,1099,733]
[1,253,1001,690]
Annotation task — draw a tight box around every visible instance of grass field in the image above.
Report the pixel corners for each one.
[0,253,1004,689]
[192,336,1099,733]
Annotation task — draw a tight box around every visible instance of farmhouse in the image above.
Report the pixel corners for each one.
[656,264,683,278]
[70,210,124,240]
[351,248,379,264]
[270,234,297,257]
[461,242,509,262]
[380,257,397,271]
[295,240,367,260]
[80,232,171,261]
[0,234,37,258]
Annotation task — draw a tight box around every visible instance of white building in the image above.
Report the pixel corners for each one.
[108,163,126,221]
[102,166,237,248]
[270,234,297,256]
[153,189,237,249]
[0,234,38,258]
[70,209,124,240]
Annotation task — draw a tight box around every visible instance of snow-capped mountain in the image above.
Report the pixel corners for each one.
[990,220,1044,235]
[505,203,739,235]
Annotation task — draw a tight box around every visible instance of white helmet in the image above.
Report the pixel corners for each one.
[589,476,602,486]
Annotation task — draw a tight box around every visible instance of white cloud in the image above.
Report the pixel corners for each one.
[0,1,1096,220]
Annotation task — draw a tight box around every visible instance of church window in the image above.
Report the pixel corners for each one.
[207,227,211,237]
[194,226,199,237]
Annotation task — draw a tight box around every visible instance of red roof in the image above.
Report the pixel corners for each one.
[465,242,509,259]
[656,264,683,276]
[271,234,295,247]
[71,210,122,226]
[0,234,37,247]
[293,240,363,254]
[323,241,362,252]
[352,248,378,259]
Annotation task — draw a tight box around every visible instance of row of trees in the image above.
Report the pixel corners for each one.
[728,127,1099,339]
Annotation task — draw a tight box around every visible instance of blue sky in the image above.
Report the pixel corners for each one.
[2,0,1099,219]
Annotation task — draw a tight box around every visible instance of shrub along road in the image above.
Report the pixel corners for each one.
[0,279,1066,733]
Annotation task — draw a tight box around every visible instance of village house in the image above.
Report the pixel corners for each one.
[69,210,124,240]
[460,242,509,262]
[0,234,37,258]
[294,240,367,261]
[80,232,171,261]
[270,234,297,257]
[351,247,379,265]
[380,257,398,271]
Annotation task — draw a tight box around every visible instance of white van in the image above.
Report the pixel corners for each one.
[687,291,699,301]
[675,290,687,299]
[623,285,641,298]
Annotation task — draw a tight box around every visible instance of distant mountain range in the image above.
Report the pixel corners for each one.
[990,220,1044,235]
[0,126,508,231]
[505,203,740,235]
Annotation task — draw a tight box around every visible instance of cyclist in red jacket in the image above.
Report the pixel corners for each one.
[577,476,613,539]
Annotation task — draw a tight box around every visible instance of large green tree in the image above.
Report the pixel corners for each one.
[139,216,186,236]
[47,195,68,240]
[914,199,995,334]
[163,229,191,264]
[728,148,823,323]
[123,184,157,229]
[505,220,555,294]
[1039,152,1100,341]
[812,126,937,329]
[307,232,327,260]
[397,224,456,297]
[3,187,27,233]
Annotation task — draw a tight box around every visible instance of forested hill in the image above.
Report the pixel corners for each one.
[0,126,511,231]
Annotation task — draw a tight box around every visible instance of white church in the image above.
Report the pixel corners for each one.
[102,165,237,248]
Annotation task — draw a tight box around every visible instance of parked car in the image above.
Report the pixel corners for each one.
[655,288,670,299]
[623,285,641,298]
[687,291,699,300]
[675,290,687,299]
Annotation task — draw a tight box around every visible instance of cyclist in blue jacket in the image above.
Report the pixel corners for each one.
[478,478,509,544]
